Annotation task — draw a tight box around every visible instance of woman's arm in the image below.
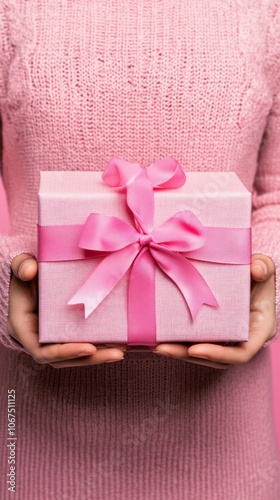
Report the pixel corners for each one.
[250,89,280,348]
[154,8,280,366]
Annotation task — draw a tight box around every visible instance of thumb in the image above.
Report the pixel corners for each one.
[11,253,38,281]
[251,253,275,282]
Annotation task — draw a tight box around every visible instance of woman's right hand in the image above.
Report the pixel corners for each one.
[7,254,126,368]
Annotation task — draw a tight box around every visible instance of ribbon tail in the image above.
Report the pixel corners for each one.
[128,248,157,346]
[150,244,219,320]
[68,244,140,318]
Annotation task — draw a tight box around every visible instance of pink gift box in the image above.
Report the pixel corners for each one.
[38,170,251,345]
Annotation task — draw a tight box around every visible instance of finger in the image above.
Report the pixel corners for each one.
[10,309,125,364]
[32,335,125,364]
[11,254,38,281]
[187,322,267,365]
[154,344,231,369]
[154,351,231,369]
[181,357,231,370]
[251,253,275,282]
[154,343,189,358]
[36,342,101,364]
[48,350,125,368]
[101,343,127,351]
[12,315,125,365]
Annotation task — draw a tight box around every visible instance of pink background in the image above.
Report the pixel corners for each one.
[0,178,279,451]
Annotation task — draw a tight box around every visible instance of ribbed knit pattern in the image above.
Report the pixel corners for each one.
[0,1,280,499]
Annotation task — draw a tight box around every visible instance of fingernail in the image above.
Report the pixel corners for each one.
[18,261,26,279]
[18,260,33,279]
[105,344,127,351]
[153,350,172,357]
[254,260,268,276]
[77,351,94,357]
[190,353,210,359]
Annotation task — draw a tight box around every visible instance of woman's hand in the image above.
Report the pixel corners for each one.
[7,254,126,368]
[153,253,277,369]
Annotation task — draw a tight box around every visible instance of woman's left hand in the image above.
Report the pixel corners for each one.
[153,253,277,369]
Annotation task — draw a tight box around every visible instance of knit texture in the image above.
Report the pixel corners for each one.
[0,1,280,498]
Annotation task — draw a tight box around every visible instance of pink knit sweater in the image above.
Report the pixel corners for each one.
[1,1,280,499]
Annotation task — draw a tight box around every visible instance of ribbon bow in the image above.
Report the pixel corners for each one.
[68,157,218,345]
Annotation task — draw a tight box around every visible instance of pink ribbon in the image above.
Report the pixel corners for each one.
[38,157,251,346]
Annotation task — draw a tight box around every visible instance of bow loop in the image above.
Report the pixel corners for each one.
[102,157,143,187]
[102,156,186,190]
[78,213,139,252]
[147,157,186,188]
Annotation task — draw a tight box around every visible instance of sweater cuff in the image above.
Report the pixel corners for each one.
[256,250,280,348]
[0,236,37,353]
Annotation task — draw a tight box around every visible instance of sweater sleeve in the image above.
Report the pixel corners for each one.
[252,71,280,346]
[0,5,37,353]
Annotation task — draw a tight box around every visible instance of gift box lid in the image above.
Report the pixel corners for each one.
[38,170,251,228]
